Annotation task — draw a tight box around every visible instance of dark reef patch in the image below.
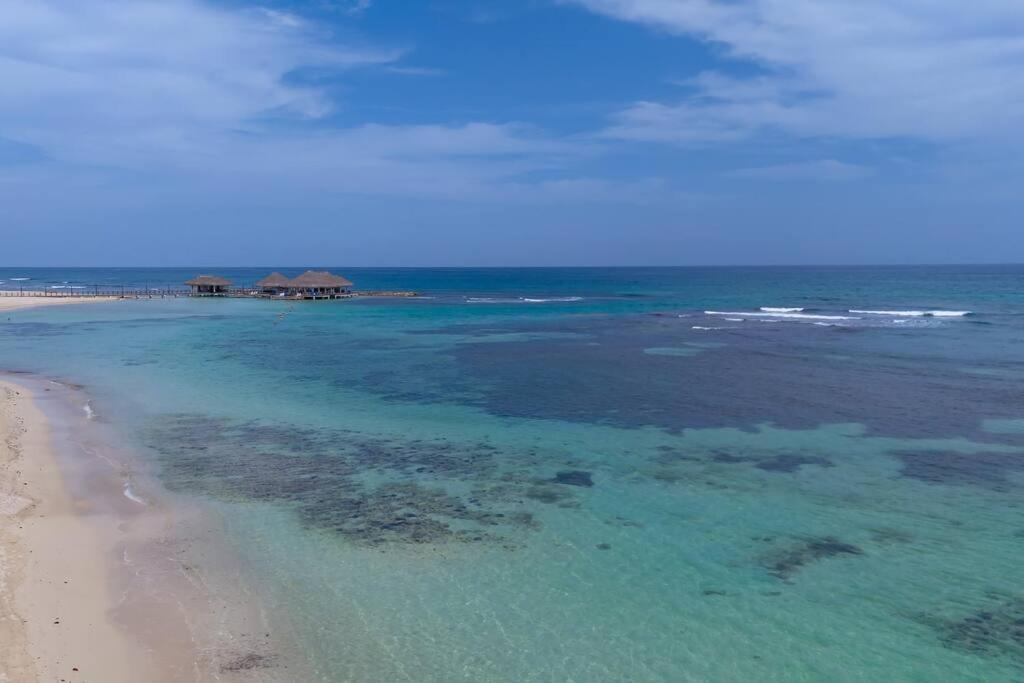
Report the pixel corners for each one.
[446,313,1024,440]
[755,454,834,473]
[708,450,834,473]
[868,527,913,544]
[525,485,574,505]
[761,536,864,579]
[551,470,594,487]
[143,414,576,547]
[929,597,1024,663]
[651,469,684,483]
[896,450,1024,490]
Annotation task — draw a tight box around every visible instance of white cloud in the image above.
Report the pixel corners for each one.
[0,0,627,203]
[727,159,871,181]
[570,0,1024,145]
[0,0,402,167]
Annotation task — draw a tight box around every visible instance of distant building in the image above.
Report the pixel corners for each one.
[286,271,354,299]
[185,275,231,296]
[255,272,291,297]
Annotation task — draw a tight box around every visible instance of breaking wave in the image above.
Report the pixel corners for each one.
[705,311,859,321]
[849,310,971,317]
[760,307,804,313]
[467,296,583,304]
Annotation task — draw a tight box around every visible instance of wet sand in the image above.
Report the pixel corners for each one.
[0,377,288,682]
[0,378,158,681]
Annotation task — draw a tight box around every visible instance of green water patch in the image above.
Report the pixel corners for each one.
[983,419,1024,434]
[643,341,727,357]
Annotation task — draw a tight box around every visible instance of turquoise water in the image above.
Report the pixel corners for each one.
[2,266,1024,680]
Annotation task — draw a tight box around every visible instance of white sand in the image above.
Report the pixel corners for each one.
[0,294,122,313]
[0,380,158,682]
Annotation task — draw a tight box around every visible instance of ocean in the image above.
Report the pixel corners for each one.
[2,265,1023,680]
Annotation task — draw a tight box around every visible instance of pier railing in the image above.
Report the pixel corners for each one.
[0,286,191,298]
[0,286,419,299]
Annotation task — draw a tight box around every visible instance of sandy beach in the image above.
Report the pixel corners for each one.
[0,379,157,681]
[0,294,122,313]
[0,376,293,682]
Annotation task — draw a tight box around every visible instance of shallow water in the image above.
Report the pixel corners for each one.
[2,266,1024,680]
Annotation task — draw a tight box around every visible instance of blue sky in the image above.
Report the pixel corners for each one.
[2,0,1023,265]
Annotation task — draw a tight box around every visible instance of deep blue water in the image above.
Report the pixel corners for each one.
[2,265,1024,680]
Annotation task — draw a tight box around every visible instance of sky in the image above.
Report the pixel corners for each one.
[2,0,1023,266]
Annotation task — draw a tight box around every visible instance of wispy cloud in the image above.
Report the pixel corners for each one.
[569,0,1024,145]
[385,65,447,77]
[727,159,871,182]
[0,0,405,166]
[346,0,374,15]
[0,1,647,206]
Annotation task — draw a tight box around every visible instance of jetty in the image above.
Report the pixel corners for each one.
[0,271,418,300]
[184,270,384,300]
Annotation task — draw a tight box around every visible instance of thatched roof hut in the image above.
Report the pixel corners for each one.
[185,275,232,296]
[255,272,291,289]
[289,271,354,289]
[185,275,231,287]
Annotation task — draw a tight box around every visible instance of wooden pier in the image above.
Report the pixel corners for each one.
[0,287,418,300]
[0,287,188,299]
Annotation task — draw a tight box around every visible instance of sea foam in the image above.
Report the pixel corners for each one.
[706,311,859,321]
[467,296,583,304]
[849,310,971,317]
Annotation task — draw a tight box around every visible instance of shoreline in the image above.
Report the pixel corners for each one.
[0,375,291,681]
[0,294,124,313]
[0,377,159,681]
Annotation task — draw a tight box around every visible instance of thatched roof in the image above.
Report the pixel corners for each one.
[185,275,231,286]
[289,270,353,288]
[256,272,291,288]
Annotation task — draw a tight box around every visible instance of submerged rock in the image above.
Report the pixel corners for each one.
[755,454,834,473]
[144,413,553,548]
[762,536,863,579]
[551,470,594,487]
[221,653,276,673]
[931,597,1024,662]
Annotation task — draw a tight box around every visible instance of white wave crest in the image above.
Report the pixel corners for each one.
[705,311,859,321]
[467,296,582,304]
[849,309,971,317]
[123,480,146,505]
[760,307,804,313]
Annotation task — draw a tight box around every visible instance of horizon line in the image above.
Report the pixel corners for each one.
[2,263,1023,270]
